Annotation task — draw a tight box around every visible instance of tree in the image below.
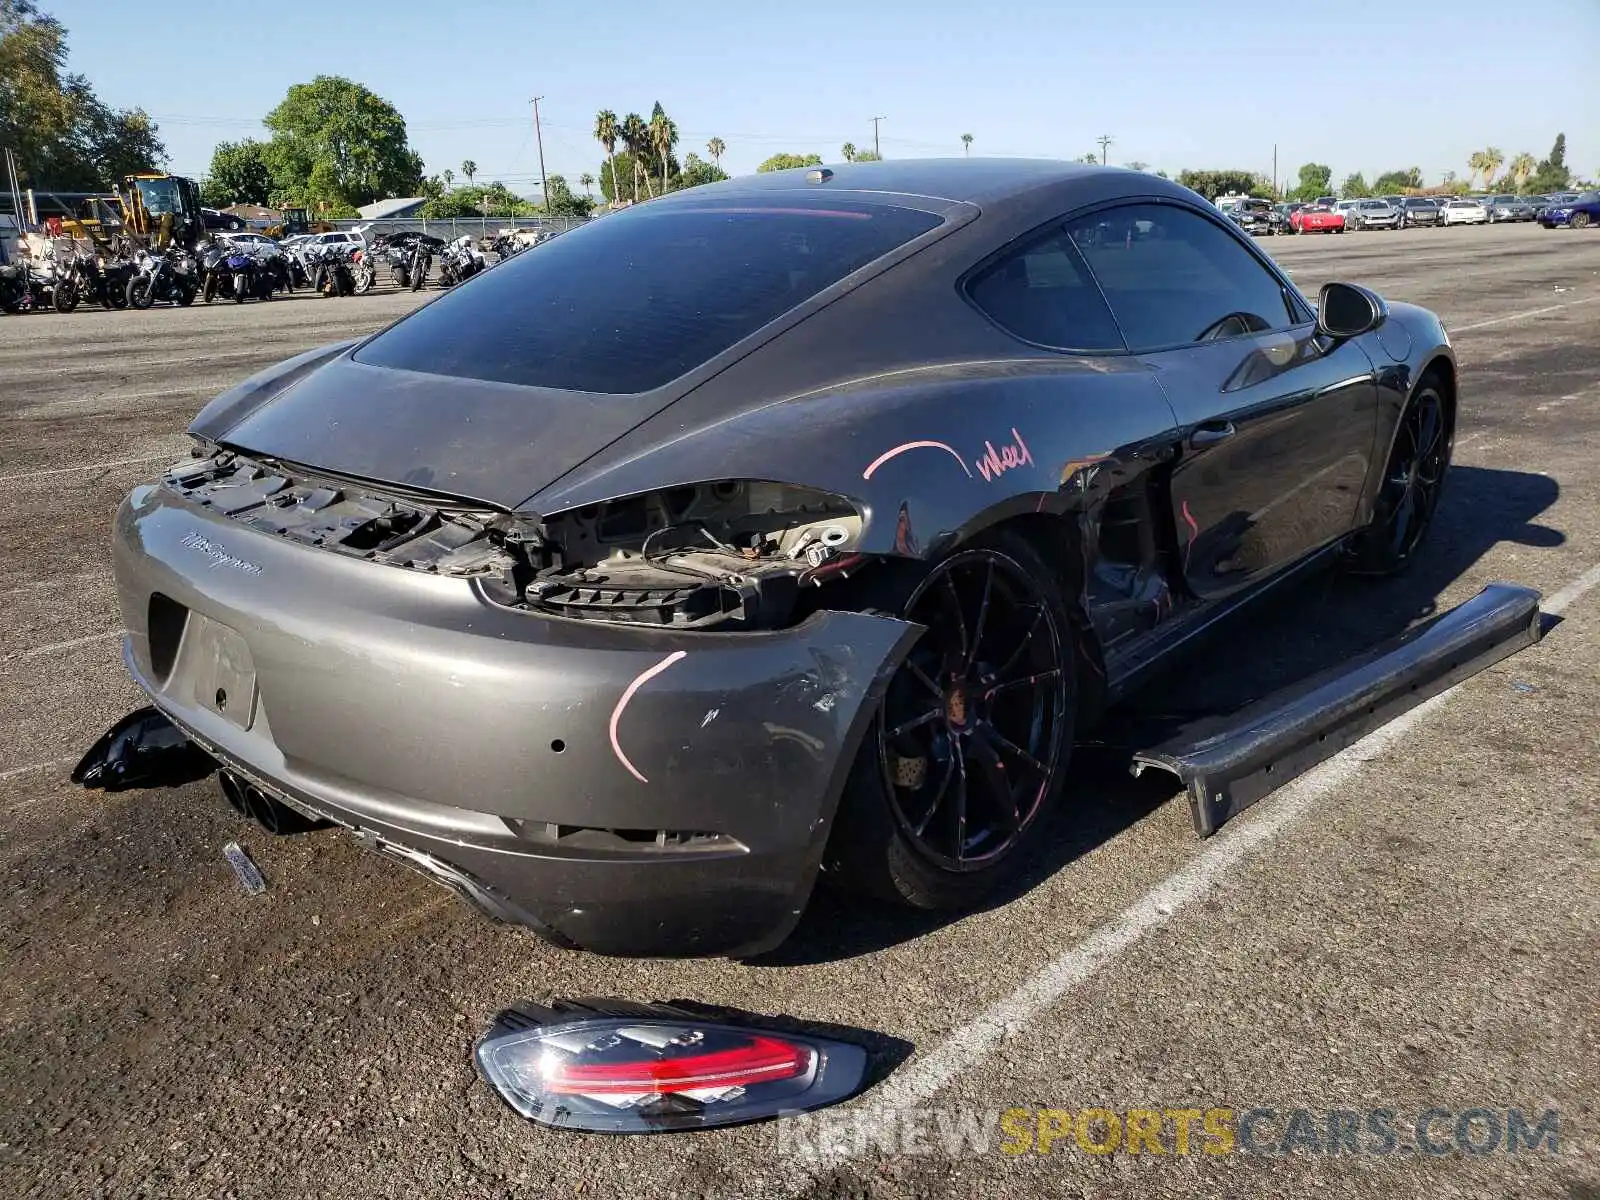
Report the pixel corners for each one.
[262,76,422,208]
[1290,162,1333,201]
[461,159,476,187]
[578,172,595,197]
[1480,146,1504,188]
[620,112,649,199]
[961,133,973,156]
[1079,152,1100,165]
[852,149,881,162]
[442,168,454,189]
[707,136,725,170]
[0,0,166,189]
[203,139,272,207]
[541,174,593,217]
[756,152,823,172]
[672,152,728,191]
[1507,152,1536,191]
[1125,160,1149,172]
[594,109,620,206]
[1528,133,1571,194]
[841,142,857,162]
[1372,167,1423,194]
[1339,172,1369,198]
[649,102,677,196]
[598,150,639,203]
[1177,169,1261,200]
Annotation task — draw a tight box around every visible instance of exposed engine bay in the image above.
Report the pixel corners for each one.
[169,447,864,630]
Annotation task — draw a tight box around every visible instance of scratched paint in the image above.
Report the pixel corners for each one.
[608,650,688,783]
[1181,500,1199,572]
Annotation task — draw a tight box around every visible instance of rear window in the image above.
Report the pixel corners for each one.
[354,197,943,394]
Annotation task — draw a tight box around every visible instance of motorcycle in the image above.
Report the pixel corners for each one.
[307,243,356,297]
[437,235,487,287]
[0,260,49,314]
[66,251,132,310]
[127,247,198,309]
[198,241,233,304]
[351,246,376,294]
[407,237,433,292]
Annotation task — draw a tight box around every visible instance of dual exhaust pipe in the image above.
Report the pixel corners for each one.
[218,770,331,836]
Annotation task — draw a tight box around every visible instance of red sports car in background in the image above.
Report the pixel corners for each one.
[1291,204,1346,234]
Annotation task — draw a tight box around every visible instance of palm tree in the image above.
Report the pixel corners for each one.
[1467,150,1488,188]
[841,142,857,163]
[1481,146,1504,189]
[461,160,477,187]
[442,168,454,189]
[620,112,649,201]
[1508,152,1537,190]
[594,110,619,204]
[579,172,595,198]
[961,133,973,156]
[707,137,725,170]
[649,103,678,195]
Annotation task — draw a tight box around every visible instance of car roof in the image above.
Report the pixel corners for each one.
[664,157,1190,211]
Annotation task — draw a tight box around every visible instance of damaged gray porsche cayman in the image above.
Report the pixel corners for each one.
[86,159,1543,957]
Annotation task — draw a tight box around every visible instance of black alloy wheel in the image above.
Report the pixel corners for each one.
[824,529,1078,909]
[1350,382,1450,574]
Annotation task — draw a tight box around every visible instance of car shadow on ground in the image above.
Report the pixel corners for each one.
[754,464,1562,967]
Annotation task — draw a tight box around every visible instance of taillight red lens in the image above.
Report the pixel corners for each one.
[473,1003,869,1133]
[542,1034,813,1096]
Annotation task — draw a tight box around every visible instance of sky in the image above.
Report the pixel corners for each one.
[40,0,1600,198]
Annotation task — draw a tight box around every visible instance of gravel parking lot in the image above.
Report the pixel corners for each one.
[1,224,1597,1200]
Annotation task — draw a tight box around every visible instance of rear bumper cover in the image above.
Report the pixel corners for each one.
[112,483,920,957]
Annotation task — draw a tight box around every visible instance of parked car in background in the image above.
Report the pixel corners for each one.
[218,232,280,252]
[1314,195,1337,208]
[1440,199,1488,226]
[1398,197,1442,227]
[1334,199,1360,226]
[1484,195,1536,223]
[1538,190,1600,229]
[201,208,247,232]
[1350,199,1401,230]
[1221,197,1277,236]
[1270,202,1299,234]
[1291,204,1346,233]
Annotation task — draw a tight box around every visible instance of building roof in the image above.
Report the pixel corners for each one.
[358,196,428,221]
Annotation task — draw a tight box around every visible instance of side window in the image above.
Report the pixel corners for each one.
[965,230,1125,352]
[1067,204,1298,351]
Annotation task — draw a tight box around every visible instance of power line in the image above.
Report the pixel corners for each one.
[1096,134,1114,165]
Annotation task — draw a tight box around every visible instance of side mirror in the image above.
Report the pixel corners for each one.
[1317,281,1387,339]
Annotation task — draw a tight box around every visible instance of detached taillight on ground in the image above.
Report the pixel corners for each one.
[473,1000,868,1133]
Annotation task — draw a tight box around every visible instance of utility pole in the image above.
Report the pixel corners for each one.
[531,96,549,211]
[1097,134,1114,166]
[871,116,886,160]
[1272,143,1278,198]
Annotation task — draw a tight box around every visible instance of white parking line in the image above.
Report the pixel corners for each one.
[0,757,73,784]
[0,453,179,488]
[3,629,123,662]
[1450,294,1600,334]
[803,558,1600,1177]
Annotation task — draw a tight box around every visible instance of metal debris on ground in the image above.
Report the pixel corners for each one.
[222,841,267,894]
[1511,680,1540,695]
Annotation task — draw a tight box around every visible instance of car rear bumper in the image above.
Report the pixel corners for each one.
[112,481,921,957]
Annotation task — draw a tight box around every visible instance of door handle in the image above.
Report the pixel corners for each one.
[1189,422,1236,448]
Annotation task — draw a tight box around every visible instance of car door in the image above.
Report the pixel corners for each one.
[1066,201,1379,601]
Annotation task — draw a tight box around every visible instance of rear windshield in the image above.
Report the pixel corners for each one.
[354,197,943,394]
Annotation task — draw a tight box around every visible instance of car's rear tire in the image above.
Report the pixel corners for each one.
[1573,212,1591,230]
[821,529,1078,910]
[1347,376,1451,576]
